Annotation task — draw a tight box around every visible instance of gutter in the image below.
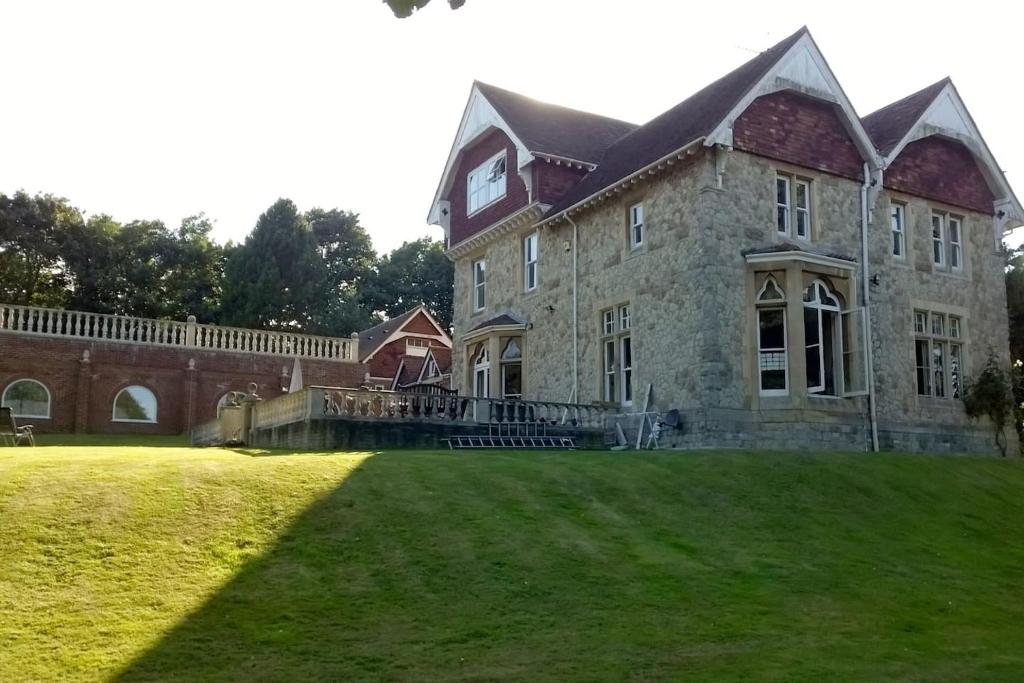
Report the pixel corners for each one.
[861,162,880,452]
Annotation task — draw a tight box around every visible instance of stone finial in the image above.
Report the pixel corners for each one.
[187,358,196,370]
[187,315,197,323]
[81,349,91,363]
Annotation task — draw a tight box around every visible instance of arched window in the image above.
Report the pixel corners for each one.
[472,343,490,398]
[2,379,51,418]
[756,276,787,395]
[112,386,158,423]
[500,338,523,399]
[803,280,844,395]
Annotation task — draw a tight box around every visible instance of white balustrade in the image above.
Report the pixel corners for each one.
[0,303,357,361]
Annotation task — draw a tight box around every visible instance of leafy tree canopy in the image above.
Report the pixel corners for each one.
[366,237,453,330]
[384,0,465,18]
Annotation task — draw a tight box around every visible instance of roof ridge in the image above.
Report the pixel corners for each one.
[862,77,950,121]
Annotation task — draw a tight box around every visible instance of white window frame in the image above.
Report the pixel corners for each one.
[931,214,945,267]
[794,179,811,239]
[629,203,644,249]
[523,232,538,292]
[1,378,51,419]
[776,174,811,240]
[756,275,788,397]
[914,309,964,399]
[776,175,791,235]
[472,345,490,398]
[890,202,906,260]
[467,151,507,215]
[472,258,486,312]
[949,216,963,272]
[803,280,843,396]
[112,385,158,424]
[600,303,634,406]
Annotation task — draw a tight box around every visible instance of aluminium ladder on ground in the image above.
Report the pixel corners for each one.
[446,420,576,450]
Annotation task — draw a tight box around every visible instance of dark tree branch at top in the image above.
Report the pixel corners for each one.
[384,0,466,18]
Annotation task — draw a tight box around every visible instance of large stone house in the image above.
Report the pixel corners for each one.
[427,27,1023,453]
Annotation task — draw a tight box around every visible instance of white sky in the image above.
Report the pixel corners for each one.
[2,0,1021,253]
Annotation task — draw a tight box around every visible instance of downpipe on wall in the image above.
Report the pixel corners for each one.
[861,162,880,452]
[566,214,580,403]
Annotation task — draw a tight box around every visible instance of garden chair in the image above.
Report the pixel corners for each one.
[0,407,35,447]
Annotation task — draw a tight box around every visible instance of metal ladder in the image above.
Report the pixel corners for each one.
[446,421,576,450]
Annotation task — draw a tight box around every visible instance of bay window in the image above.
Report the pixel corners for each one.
[801,279,866,397]
[756,276,787,395]
[500,338,522,399]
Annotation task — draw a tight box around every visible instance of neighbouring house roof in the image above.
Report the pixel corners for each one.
[424,346,452,375]
[474,81,639,165]
[395,355,425,387]
[544,26,809,218]
[356,308,421,362]
[356,305,451,363]
[467,313,525,333]
[861,78,950,156]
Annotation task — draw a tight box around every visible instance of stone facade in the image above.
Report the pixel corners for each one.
[450,147,1014,454]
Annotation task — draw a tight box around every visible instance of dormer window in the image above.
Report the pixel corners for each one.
[468,152,507,214]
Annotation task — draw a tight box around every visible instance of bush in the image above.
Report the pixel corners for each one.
[961,350,1014,456]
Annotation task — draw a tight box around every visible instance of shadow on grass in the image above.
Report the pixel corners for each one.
[114,451,453,681]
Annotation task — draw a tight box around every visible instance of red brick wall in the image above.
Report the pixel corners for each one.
[884,136,994,215]
[402,312,440,335]
[447,129,529,247]
[535,162,588,204]
[366,339,409,382]
[0,331,366,434]
[733,90,864,181]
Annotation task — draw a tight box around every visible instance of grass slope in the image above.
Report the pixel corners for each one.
[1,443,1023,681]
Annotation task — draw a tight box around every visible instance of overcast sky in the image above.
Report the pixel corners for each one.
[2,0,1020,253]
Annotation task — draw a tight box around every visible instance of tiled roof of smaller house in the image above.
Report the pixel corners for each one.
[545,26,809,218]
[426,346,452,375]
[395,355,425,387]
[468,313,525,333]
[861,78,949,156]
[356,307,422,362]
[476,81,638,165]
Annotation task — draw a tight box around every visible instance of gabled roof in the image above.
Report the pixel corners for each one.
[394,355,425,388]
[474,81,638,165]
[862,78,1023,227]
[468,313,525,333]
[862,78,950,156]
[544,27,810,218]
[356,305,450,362]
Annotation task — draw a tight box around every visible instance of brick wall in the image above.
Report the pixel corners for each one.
[0,331,366,434]
[733,90,864,181]
[884,136,994,215]
[447,129,529,247]
[535,162,588,204]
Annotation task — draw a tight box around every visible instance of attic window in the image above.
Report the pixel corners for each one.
[468,152,508,214]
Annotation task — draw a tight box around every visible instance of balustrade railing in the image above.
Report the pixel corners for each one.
[0,303,357,361]
[310,386,612,430]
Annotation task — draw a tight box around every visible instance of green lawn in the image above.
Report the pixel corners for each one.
[2,441,1023,681]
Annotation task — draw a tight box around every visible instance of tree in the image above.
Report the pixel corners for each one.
[1006,246,1024,364]
[0,191,83,307]
[221,199,328,331]
[961,350,1014,456]
[366,237,453,330]
[164,214,225,322]
[384,0,465,18]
